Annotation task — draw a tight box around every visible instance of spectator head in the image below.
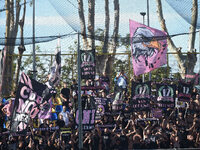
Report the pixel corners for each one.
[133,134,141,143]
[196,94,199,100]
[72,79,77,84]
[58,114,63,120]
[121,69,125,74]
[63,82,67,88]
[44,118,50,125]
[62,105,67,112]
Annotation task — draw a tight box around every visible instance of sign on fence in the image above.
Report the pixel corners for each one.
[131,81,151,110]
[75,109,96,130]
[80,49,96,79]
[156,84,176,108]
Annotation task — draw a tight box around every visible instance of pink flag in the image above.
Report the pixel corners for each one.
[129,19,168,76]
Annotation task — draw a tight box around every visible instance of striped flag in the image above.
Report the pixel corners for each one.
[46,38,61,88]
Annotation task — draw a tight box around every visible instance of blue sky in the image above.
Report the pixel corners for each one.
[0,0,200,74]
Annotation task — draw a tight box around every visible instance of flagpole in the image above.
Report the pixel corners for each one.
[32,0,36,79]
[140,12,146,83]
[147,0,151,81]
[77,32,83,149]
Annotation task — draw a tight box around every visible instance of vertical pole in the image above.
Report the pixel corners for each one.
[147,0,150,26]
[147,0,151,81]
[77,33,83,149]
[198,30,200,84]
[142,14,145,83]
[32,0,36,79]
[50,55,53,66]
[72,54,74,79]
[128,53,131,89]
[167,53,169,78]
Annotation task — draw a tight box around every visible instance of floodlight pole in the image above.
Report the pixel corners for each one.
[77,32,83,149]
[140,12,146,82]
[32,0,36,79]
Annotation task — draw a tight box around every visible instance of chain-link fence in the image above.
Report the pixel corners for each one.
[3,51,200,97]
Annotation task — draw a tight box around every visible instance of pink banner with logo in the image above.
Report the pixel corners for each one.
[129,19,168,76]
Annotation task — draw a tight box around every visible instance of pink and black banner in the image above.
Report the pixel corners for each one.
[131,81,151,110]
[11,73,53,132]
[156,84,176,108]
[75,109,96,130]
[80,49,96,79]
[129,19,168,76]
[178,81,192,102]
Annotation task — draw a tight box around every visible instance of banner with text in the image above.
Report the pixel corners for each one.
[80,49,96,79]
[94,97,108,120]
[156,84,176,108]
[75,109,96,130]
[131,81,151,111]
[11,73,53,132]
[178,82,192,102]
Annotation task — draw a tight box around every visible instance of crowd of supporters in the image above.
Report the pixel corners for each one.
[0,70,200,150]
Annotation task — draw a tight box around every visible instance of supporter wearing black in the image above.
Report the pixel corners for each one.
[46,139,56,150]
[91,129,100,150]
[56,114,65,128]
[119,130,128,150]
[39,119,50,137]
[102,128,112,150]
[70,79,78,95]
[84,95,95,109]
[100,72,110,85]
[0,136,8,149]
[192,87,198,100]
[132,134,143,149]
[70,79,78,109]
[100,72,110,94]
[60,82,71,110]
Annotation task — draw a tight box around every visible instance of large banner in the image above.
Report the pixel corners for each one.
[80,49,96,79]
[75,109,95,130]
[11,73,53,132]
[131,81,151,110]
[178,81,192,102]
[156,84,176,108]
[129,19,168,76]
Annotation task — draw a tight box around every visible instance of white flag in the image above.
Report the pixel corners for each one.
[46,38,61,88]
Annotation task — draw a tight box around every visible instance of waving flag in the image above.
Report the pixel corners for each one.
[129,19,168,76]
[46,38,61,88]
[11,73,53,132]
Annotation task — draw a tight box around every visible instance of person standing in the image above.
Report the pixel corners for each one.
[60,82,71,111]
[100,72,110,94]
[70,79,78,110]
[60,105,70,127]
[115,69,128,90]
